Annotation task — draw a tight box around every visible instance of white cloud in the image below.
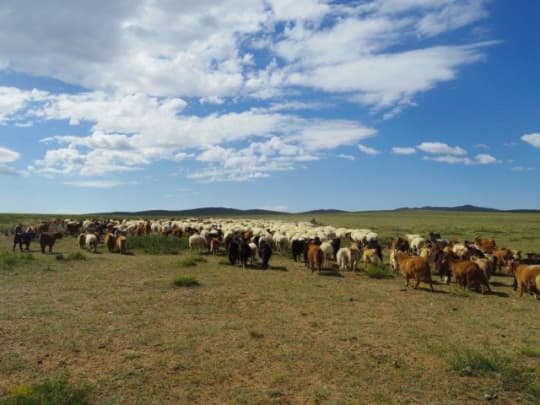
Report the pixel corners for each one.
[522,133,540,148]
[63,180,139,188]
[392,146,416,155]
[417,142,467,155]
[257,204,288,212]
[358,144,380,155]
[474,153,497,164]
[0,1,493,116]
[511,166,535,172]
[0,146,20,163]
[0,165,20,176]
[337,154,355,160]
[424,155,472,164]
[423,152,498,165]
[474,143,489,149]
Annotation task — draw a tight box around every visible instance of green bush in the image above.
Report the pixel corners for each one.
[178,255,207,267]
[364,264,393,279]
[56,252,87,261]
[129,235,186,254]
[0,252,34,270]
[172,276,200,287]
[447,347,508,376]
[2,374,92,405]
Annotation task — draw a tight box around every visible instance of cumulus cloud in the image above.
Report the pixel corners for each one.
[392,146,416,155]
[0,1,496,182]
[474,153,497,164]
[423,152,498,165]
[511,166,535,172]
[0,146,20,163]
[521,133,540,148]
[417,142,467,155]
[0,1,492,113]
[63,180,139,188]
[358,144,380,155]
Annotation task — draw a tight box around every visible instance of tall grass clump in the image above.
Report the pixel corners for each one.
[178,255,207,267]
[446,346,508,376]
[129,235,186,254]
[172,276,200,287]
[364,264,393,279]
[2,374,92,405]
[0,252,33,270]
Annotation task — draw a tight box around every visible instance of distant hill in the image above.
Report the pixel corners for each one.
[92,207,288,217]
[89,205,540,217]
[395,204,500,212]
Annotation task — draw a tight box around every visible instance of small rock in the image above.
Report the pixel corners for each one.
[98,343,107,349]
[392,360,400,368]
[484,393,497,400]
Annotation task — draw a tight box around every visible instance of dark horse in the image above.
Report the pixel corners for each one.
[13,231,36,251]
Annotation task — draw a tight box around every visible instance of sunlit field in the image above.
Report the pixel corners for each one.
[1,211,539,404]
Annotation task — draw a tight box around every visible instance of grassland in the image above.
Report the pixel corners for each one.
[1,211,539,404]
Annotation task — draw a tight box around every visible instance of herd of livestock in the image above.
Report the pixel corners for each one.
[8,217,540,298]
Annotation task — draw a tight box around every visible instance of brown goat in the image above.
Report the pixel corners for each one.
[104,233,117,253]
[209,238,220,255]
[509,262,540,297]
[39,232,63,254]
[116,236,127,254]
[445,254,491,294]
[394,251,433,291]
[78,233,86,249]
[307,243,323,273]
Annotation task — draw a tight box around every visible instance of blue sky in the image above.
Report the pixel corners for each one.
[0,0,539,213]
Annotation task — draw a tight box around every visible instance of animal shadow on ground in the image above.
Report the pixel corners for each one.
[489,291,509,298]
[489,281,508,287]
[317,270,344,277]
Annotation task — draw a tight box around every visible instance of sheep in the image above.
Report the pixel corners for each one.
[349,243,362,272]
[85,233,98,253]
[248,242,258,265]
[394,251,433,291]
[336,247,351,271]
[410,237,426,255]
[319,240,334,268]
[361,248,382,267]
[188,234,207,251]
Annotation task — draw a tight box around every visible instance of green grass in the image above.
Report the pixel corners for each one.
[56,252,87,261]
[1,374,92,405]
[177,255,207,267]
[172,276,200,287]
[129,234,186,254]
[363,264,393,279]
[0,210,540,403]
[0,252,33,270]
[446,347,509,376]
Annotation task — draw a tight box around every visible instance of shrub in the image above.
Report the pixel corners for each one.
[364,264,393,279]
[446,347,508,376]
[56,252,87,261]
[2,374,92,405]
[129,235,186,254]
[172,276,200,287]
[178,255,207,267]
[0,252,33,270]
